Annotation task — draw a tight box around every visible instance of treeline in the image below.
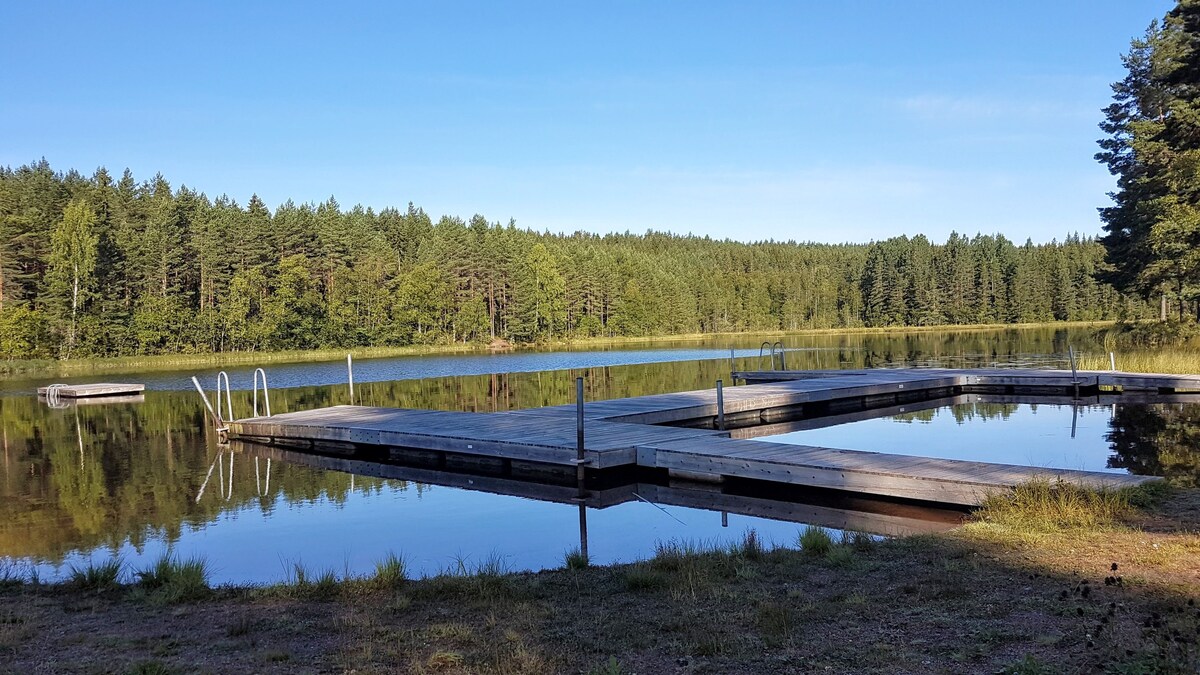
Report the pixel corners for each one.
[0,161,1146,359]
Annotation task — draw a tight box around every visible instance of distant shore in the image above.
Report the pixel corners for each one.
[0,320,1114,381]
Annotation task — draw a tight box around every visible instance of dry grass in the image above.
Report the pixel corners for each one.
[1079,349,1200,376]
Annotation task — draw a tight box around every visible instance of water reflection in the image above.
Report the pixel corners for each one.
[756,395,1200,478]
[0,324,1104,395]
[0,326,1188,584]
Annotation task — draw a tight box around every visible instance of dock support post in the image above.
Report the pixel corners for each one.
[1110,352,1116,372]
[729,347,735,376]
[347,354,354,404]
[576,376,585,483]
[716,379,725,431]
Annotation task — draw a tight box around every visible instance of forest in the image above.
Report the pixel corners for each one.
[0,161,1146,360]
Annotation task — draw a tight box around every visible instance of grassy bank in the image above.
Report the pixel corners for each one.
[1080,350,1200,376]
[0,320,1114,380]
[1,481,1195,674]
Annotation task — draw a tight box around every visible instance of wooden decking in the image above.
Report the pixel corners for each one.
[227,368,1188,506]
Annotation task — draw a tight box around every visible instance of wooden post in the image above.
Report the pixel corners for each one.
[347,354,355,404]
[716,379,725,431]
[729,347,735,375]
[576,376,585,483]
[1110,352,1116,372]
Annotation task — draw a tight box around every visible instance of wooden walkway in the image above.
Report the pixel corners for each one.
[228,368,1188,506]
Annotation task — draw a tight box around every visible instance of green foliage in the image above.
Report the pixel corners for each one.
[373,551,407,589]
[0,162,1146,360]
[69,557,123,590]
[798,525,834,556]
[1100,319,1200,348]
[135,553,211,603]
[0,304,52,359]
[1099,9,1200,319]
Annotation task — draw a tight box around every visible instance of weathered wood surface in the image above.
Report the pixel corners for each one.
[37,383,145,398]
[229,368,1178,506]
[229,405,725,469]
[636,436,1151,506]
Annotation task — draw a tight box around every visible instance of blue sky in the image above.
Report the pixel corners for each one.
[0,1,1174,244]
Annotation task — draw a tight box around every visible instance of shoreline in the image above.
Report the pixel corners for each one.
[0,320,1114,381]
[0,482,1193,674]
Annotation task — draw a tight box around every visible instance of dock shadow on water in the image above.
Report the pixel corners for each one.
[1,328,1197,585]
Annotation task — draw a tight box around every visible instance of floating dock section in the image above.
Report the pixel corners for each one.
[228,368,1192,506]
[37,383,145,399]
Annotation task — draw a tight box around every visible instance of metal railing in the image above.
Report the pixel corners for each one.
[253,368,271,418]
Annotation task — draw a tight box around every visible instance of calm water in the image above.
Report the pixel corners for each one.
[2,325,1193,584]
[757,397,1200,475]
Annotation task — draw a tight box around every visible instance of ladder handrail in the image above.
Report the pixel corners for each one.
[191,376,226,432]
[253,368,271,418]
[772,341,786,370]
[759,341,774,370]
[43,383,70,408]
[215,371,233,424]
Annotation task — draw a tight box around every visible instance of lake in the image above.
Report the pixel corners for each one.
[2,325,1192,584]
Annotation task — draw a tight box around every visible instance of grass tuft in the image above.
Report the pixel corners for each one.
[135,553,210,604]
[798,526,834,556]
[623,563,668,592]
[373,551,407,589]
[729,528,765,561]
[840,529,877,552]
[563,547,590,570]
[69,557,123,591]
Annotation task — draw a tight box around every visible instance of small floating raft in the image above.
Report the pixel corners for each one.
[37,383,146,399]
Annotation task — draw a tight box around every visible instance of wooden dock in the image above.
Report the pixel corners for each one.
[37,383,145,398]
[227,368,1192,506]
